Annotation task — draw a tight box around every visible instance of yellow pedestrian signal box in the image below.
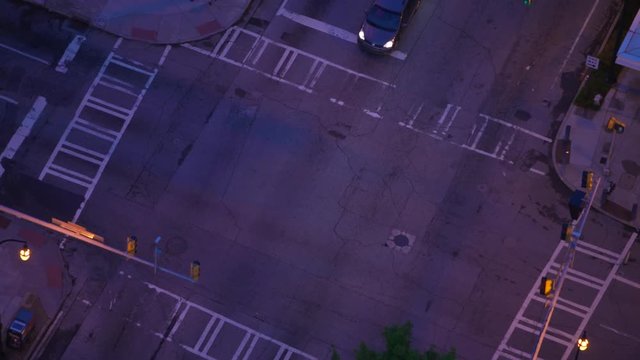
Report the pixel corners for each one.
[127,235,137,255]
[606,117,625,133]
[581,171,594,190]
[190,261,200,281]
[540,277,553,297]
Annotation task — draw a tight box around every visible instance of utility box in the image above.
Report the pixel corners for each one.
[6,307,35,350]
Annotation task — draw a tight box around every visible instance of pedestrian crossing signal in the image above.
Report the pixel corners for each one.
[606,117,625,133]
[540,277,553,296]
[581,171,594,190]
[126,235,137,255]
[190,261,200,281]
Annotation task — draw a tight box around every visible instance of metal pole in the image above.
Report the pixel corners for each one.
[154,236,161,275]
[531,178,601,359]
[0,204,194,283]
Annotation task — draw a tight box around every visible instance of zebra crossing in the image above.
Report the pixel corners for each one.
[183,26,392,118]
[398,103,552,167]
[493,232,638,360]
[146,282,316,360]
[38,40,171,221]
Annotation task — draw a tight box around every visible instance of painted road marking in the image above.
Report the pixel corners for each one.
[0,95,18,105]
[0,96,47,177]
[183,26,393,119]
[493,232,638,360]
[145,282,317,360]
[614,274,640,290]
[277,4,407,60]
[56,35,86,73]
[39,41,170,221]
[0,42,50,65]
[551,0,600,90]
[398,104,553,173]
[599,324,640,343]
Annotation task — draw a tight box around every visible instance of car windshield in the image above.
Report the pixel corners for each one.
[366,5,401,31]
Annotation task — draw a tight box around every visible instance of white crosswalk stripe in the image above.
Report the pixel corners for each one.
[492,233,638,360]
[145,282,316,360]
[39,42,171,222]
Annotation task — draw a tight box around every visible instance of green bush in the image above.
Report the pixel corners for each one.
[332,322,456,360]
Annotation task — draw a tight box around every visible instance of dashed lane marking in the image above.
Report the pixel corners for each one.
[0,42,51,65]
[184,26,391,119]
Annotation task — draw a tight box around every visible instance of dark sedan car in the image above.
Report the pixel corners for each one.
[358,0,419,54]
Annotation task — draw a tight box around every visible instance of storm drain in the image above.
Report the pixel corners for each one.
[386,229,415,254]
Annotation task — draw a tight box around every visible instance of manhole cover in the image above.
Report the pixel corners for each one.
[393,234,410,247]
[387,229,416,254]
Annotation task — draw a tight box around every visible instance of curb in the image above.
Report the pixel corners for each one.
[550,1,638,230]
[20,0,253,45]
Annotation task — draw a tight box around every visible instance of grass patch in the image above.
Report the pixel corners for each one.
[575,0,640,109]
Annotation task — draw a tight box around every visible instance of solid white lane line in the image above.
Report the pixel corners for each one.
[0,42,50,65]
[480,113,553,143]
[614,274,640,290]
[600,324,640,343]
[279,8,357,44]
[0,95,18,105]
[0,96,47,177]
[529,168,546,176]
[551,0,600,90]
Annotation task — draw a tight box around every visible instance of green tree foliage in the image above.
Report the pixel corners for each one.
[331,322,456,360]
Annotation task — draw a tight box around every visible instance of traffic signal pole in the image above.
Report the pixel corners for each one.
[0,204,194,283]
[531,177,602,359]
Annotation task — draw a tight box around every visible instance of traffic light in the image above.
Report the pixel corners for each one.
[523,0,533,6]
[606,117,625,133]
[126,235,137,255]
[190,261,200,281]
[560,223,574,241]
[581,171,594,190]
[569,190,586,220]
[540,277,553,296]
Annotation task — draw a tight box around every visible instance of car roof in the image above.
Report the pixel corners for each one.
[374,0,408,13]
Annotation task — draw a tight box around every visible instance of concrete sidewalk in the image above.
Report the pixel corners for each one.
[24,0,251,44]
[0,214,65,359]
[553,68,640,229]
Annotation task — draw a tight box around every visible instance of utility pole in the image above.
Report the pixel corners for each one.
[531,173,601,359]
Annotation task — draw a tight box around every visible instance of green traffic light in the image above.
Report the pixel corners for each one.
[524,0,532,5]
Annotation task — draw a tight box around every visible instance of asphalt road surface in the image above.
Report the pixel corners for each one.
[1,0,639,359]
